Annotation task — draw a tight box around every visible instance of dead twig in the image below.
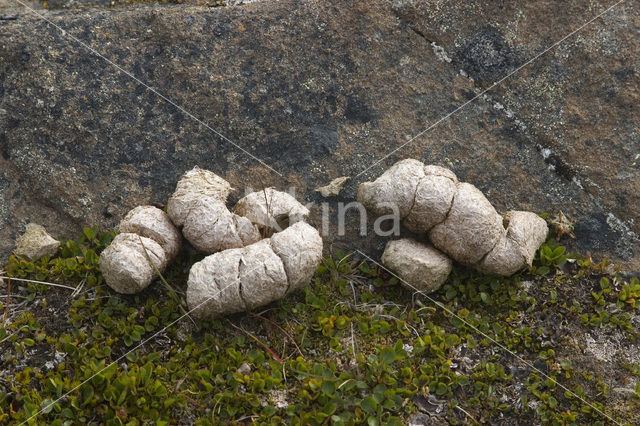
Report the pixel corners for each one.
[261,186,273,238]
[226,319,283,364]
[249,312,304,359]
[455,404,479,424]
[0,275,76,291]
[2,277,10,329]
[138,236,195,326]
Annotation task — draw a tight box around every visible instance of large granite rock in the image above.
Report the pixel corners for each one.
[0,0,638,271]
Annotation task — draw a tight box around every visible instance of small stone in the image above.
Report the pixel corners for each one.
[407,413,434,426]
[14,223,60,259]
[315,176,349,197]
[237,362,251,375]
[381,238,452,293]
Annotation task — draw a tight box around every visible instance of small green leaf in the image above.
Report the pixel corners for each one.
[361,396,377,414]
[380,348,396,365]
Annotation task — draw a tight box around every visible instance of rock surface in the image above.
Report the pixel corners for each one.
[1,0,638,271]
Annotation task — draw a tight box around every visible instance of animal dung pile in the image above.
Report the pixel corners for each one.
[99,167,323,320]
[187,179,321,319]
[99,206,181,294]
[359,159,548,291]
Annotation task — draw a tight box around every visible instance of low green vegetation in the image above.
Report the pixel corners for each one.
[39,0,226,9]
[1,225,639,424]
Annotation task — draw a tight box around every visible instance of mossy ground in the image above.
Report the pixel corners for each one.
[1,227,639,425]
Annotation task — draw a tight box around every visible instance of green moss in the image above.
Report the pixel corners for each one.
[0,228,639,424]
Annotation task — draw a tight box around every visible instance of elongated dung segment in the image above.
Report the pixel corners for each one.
[187,221,323,319]
[503,211,549,265]
[167,168,260,254]
[167,167,233,227]
[358,159,426,218]
[404,174,457,234]
[119,205,182,261]
[100,205,181,294]
[381,238,452,293]
[99,233,168,294]
[270,222,324,293]
[428,182,504,265]
[233,188,309,232]
[238,240,289,310]
[187,248,246,318]
[182,197,260,254]
[475,232,525,276]
[359,159,549,277]
[477,211,548,275]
